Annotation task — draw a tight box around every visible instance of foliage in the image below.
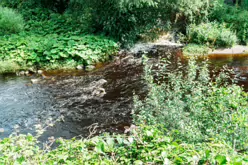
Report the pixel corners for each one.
[0,34,119,69]
[133,58,248,151]
[0,125,247,164]
[0,60,21,73]
[25,12,91,36]
[183,44,211,56]
[186,22,237,47]
[209,0,248,44]
[0,6,24,35]
[67,0,211,46]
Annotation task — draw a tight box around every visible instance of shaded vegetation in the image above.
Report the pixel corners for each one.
[210,0,248,44]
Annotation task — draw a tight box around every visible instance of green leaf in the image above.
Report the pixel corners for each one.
[215,155,227,165]
[50,49,57,54]
[95,141,105,153]
[134,160,143,165]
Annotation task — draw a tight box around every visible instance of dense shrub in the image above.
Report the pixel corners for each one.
[0,6,24,35]
[133,58,248,150]
[0,34,119,69]
[0,125,247,164]
[67,0,211,46]
[25,12,91,35]
[209,1,248,44]
[186,22,237,47]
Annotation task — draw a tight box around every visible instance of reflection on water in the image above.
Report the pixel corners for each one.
[0,50,248,141]
[208,55,248,90]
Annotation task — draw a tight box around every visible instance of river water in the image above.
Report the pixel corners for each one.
[0,49,248,141]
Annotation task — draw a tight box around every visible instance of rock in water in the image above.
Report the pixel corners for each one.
[0,128,4,133]
[86,65,95,71]
[92,87,106,97]
[76,65,83,70]
[31,79,40,84]
[37,70,43,75]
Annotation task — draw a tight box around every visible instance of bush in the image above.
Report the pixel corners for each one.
[0,34,119,70]
[186,22,237,47]
[25,12,91,35]
[133,58,248,150]
[69,0,210,46]
[209,1,248,44]
[0,125,247,164]
[0,6,24,35]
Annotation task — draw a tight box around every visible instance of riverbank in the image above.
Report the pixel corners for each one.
[1,55,247,164]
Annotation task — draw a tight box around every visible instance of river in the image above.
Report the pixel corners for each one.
[0,48,247,141]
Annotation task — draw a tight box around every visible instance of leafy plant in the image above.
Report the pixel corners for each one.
[0,34,119,70]
[186,22,237,47]
[0,6,24,35]
[209,0,248,44]
[0,125,247,164]
[0,60,21,73]
[133,58,248,151]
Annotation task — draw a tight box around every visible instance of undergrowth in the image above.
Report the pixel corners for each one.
[0,34,119,70]
[0,125,247,164]
[133,58,248,151]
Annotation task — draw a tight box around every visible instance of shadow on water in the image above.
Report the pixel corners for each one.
[0,48,248,141]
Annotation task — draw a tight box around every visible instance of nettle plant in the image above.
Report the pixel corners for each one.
[133,57,248,151]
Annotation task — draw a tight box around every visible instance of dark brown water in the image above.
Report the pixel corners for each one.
[0,49,248,141]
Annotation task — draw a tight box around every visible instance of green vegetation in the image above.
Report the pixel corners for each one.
[0,6,24,35]
[183,44,211,56]
[0,1,119,71]
[185,22,237,47]
[0,125,247,164]
[134,58,248,151]
[0,34,118,70]
[210,1,248,44]
[0,60,21,73]
[0,0,248,164]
